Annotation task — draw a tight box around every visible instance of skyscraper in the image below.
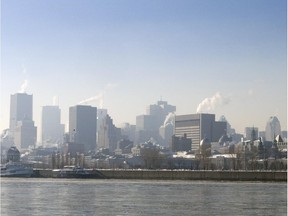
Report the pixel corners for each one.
[41,106,64,145]
[9,93,37,149]
[147,100,176,128]
[10,93,33,135]
[97,109,108,145]
[136,100,176,144]
[174,113,226,151]
[244,127,259,141]
[98,114,121,152]
[69,105,97,153]
[265,116,281,141]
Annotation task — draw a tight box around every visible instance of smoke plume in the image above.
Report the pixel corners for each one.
[196,92,231,113]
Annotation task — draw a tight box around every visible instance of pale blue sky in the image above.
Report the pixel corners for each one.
[1,0,287,135]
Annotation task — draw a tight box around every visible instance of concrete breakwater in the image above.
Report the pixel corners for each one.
[33,169,287,181]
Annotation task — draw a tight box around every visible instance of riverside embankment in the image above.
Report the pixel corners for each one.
[33,169,287,181]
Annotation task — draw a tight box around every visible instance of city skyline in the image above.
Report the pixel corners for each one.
[1,0,287,135]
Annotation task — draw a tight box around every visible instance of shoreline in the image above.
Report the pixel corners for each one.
[31,169,287,181]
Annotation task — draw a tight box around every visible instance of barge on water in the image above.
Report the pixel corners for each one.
[52,166,92,178]
[0,162,33,177]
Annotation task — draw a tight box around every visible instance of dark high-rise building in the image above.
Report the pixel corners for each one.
[69,105,97,153]
[41,106,65,144]
[174,113,226,151]
[171,134,192,152]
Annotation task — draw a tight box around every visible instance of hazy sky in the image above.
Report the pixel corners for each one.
[1,0,287,136]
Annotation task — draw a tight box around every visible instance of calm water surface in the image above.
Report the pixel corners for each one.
[1,178,286,216]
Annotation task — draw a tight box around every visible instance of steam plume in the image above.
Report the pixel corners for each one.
[78,93,104,108]
[1,129,9,139]
[162,112,175,127]
[19,79,28,93]
[196,92,231,113]
[78,83,117,108]
[52,96,59,106]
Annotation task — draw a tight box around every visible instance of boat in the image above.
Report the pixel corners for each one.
[0,163,33,177]
[52,166,92,178]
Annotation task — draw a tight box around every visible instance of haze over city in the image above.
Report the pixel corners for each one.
[1,0,287,137]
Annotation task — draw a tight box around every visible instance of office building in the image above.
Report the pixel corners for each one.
[9,93,33,137]
[41,106,65,145]
[136,100,176,144]
[98,114,121,152]
[97,109,108,131]
[97,109,108,145]
[244,127,259,141]
[14,119,37,149]
[121,123,136,143]
[171,134,192,152]
[147,100,176,127]
[69,105,97,153]
[218,115,236,135]
[259,131,266,139]
[265,116,281,142]
[9,93,37,149]
[174,113,226,151]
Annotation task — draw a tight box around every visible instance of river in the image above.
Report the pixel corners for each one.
[1,178,286,216]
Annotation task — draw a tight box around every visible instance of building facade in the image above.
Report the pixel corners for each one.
[14,119,37,149]
[171,134,192,152]
[244,127,259,141]
[41,106,64,145]
[265,116,281,142]
[174,113,226,151]
[98,114,121,152]
[69,105,97,153]
[121,123,136,143]
[9,93,33,137]
[136,100,176,144]
[9,93,37,149]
